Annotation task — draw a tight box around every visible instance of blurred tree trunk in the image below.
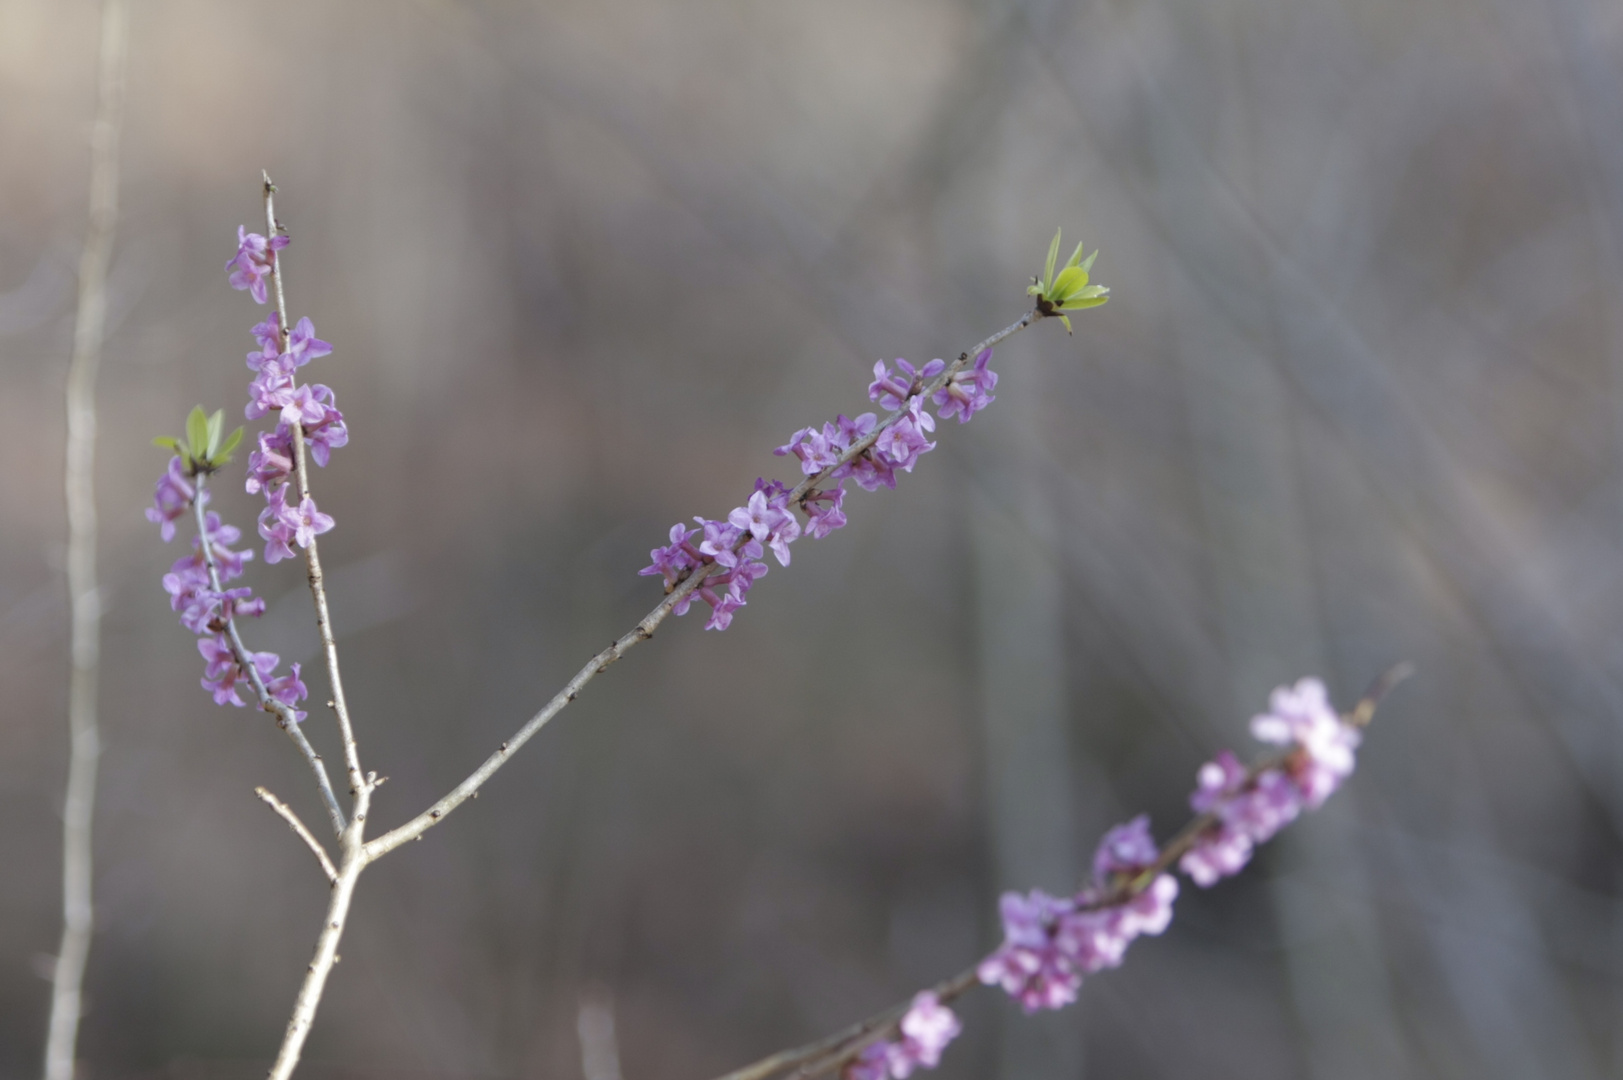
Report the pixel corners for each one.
[1164,249,1411,1077]
[973,342,1083,1080]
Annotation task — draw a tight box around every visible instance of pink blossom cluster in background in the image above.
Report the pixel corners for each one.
[1180,678,1358,885]
[640,348,998,630]
[844,994,963,1080]
[144,227,355,719]
[976,815,1179,1013]
[964,678,1359,1021]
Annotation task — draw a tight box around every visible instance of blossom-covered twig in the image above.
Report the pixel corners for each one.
[261,172,369,803]
[709,666,1411,1080]
[360,312,1042,861]
[191,476,346,835]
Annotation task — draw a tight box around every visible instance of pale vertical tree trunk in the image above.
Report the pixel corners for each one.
[47,2,127,1079]
[973,343,1083,1080]
[1164,257,1410,1078]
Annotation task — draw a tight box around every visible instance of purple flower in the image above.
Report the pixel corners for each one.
[285,494,335,548]
[872,401,937,474]
[932,347,997,423]
[246,426,294,495]
[1101,873,1178,941]
[162,555,211,612]
[198,637,278,707]
[977,890,1083,1012]
[1226,769,1303,841]
[1181,823,1255,887]
[887,992,960,1077]
[868,359,915,411]
[843,1044,890,1080]
[867,358,945,411]
[226,226,289,305]
[697,517,744,568]
[303,386,348,466]
[1251,677,1359,808]
[703,590,744,631]
[1092,814,1159,882]
[247,363,296,421]
[197,511,254,581]
[146,456,196,541]
[728,488,801,567]
[258,488,299,563]
[775,425,841,476]
[251,312,282,352]
[833,411,877,450]
[267,661,309,722]
[283,316,332,368]
[640,523,702,589]
[803,484,847,539]
[279,382,328,427]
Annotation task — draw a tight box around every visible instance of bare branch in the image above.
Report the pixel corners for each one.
[46,3,126,1077]
[262,173,369,806]
[362,312,1043,862]
[265,782,373,1080]
[191,477,347,835]
[255,787,339,883]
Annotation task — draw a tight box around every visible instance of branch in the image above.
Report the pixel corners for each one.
[708,665,1413,1080]
[192,477,347,835]
[255,786,339,883]
[262,172,368,806]
[264,782,373,1080]
[46,2,126,1077]
[362,312,1044,862]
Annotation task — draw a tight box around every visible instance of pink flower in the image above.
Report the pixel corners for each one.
[226,226,289,305]
[145,456,196,541]
[932,348,997,423]
[1252,677,1359,808]
[885,993,960,1077]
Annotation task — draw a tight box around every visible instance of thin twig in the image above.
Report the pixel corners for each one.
[708,666,1413,1080]
[46,3,126,1078]
[191,477,347,835]
[362,312,1043,862]
[262,172,368,805]
[255,787,339,883]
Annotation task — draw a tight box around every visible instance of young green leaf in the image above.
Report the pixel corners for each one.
[152,435,181,453]
[185,406,209,458]
[215,426,245,465]
[1043,228,1063,292]
[206,409,225,457]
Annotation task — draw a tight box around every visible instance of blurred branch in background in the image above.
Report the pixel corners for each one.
[45,2,126,1079]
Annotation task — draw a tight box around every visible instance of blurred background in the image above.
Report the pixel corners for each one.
[2,0,1622,1077]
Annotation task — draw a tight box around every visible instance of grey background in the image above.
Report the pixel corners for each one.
[2,0,1621,1078]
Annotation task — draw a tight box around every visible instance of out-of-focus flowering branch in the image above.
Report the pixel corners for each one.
[710,667,1410,1080]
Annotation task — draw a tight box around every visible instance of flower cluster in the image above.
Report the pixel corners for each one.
[641,349,998,630]
[225,225,288,305]
[150,490,309,720]
[843,993,962,1080]
[1179,677,1358,886]
[228,234,347,562]
[977,677,1362,1015]
[144,225,350,721]
[977,816,1178,1012]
